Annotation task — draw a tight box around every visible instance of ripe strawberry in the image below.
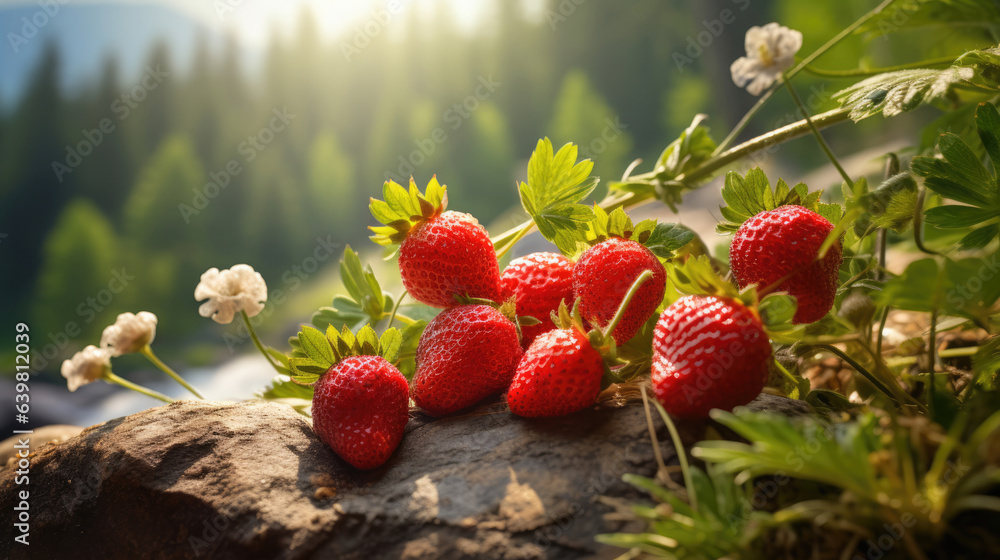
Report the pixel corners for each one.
[573,237,666,343]
[729,205,842,324]
[651,295,772,419]
[507,328,604,417]
[500,252,575,348]
[311,355,410,470]
[370,177,501,308]
[411,304,522,416]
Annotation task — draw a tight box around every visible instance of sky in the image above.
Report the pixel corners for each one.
[0,0,546,47]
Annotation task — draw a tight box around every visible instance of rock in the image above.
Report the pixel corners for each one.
[1,425,83,468]
[0,393,806,560]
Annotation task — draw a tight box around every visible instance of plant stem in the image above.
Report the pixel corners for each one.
[773,359,805,399]
[602,270,653,339]
[679,109,851,185]
[386,291,408,329]
[712,83,780,156]
[913,188,940,256]
[640,385,673,487]
[490,108,851,249]
[928,308,939,416]
[812,343,919,410]
[140,346,203,399]
[241,310,282,373]
[802,56,957,78]
[783,73,853,185]
[886,346,978,367]
[495,222,533,260]
[104,372,174,403]
[712,0,896,155]
[651,394,698,512]
[876,305,891,360]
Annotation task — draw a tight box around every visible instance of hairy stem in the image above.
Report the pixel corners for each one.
[784,73,853,185]
[141,346,203,399]
[241,310,282,373]
[802,55,957,78]
[104,372,174,404]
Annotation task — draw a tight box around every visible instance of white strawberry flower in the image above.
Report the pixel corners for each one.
[730,23,803,95]
[194,264,268,324]
[101,311,158,356]
[61,345,111,392]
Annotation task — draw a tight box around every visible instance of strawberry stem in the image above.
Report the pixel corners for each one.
[601,270,654,340]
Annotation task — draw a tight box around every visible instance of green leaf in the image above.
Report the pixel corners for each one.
[339,245,385,319]
[643,223,694,259]
[970,336,1000,392]
[379,328,402,363]
[977,102,1000,178]
[519,138,599,254]
[716,167,838,234]
[758,294,797,327]
[912,104,1000,249]
[298,326,335,366]
[355,324,380,356]
[959,224,1000,250]
[396,320,427,379]
[289,356,329,375]
[924,206,1000,229]
[834,67,979,122]
[876,258,943,313]
[858,0,1000,40]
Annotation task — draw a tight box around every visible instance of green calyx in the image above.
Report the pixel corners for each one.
[369,176,448,246]
[716,167,843,234]
[454,295,542,345]
[590,206,694,259]
[667,255,803,344]
[287,323,403,385]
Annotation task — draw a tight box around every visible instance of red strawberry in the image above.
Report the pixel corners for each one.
[729,205,842,324]
[506,328,604,417]
[311,355,410,470]
[651,295,772,419]
[412,304,522,416]
[370,178,501,308]
[500,252,575,348]
[573,237,666,343]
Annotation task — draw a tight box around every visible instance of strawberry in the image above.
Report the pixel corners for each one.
[651,295,772,419]
[500,252,575,348]
[411,304,523,416]
[573,237,666,344]
[506,327,605,417]
[370,177,501,308]
[311,355,410,470]
[729,205,842,324]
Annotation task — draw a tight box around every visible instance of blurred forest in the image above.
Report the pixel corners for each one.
[0,0,957,376]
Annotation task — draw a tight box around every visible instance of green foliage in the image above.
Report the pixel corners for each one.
[516,138,599,256]
[858,0,1000,42]
[715,167,840,234]
[369,177,448,247]
[610,114,716,211]
[597,468,772,560]
[588,206,694,258]
[855,172,919,234]
[913,102,1000,250]
[33,199,118,342]
[874,257,1000,327]
[834,47,1000,122]
[287,323,402,384]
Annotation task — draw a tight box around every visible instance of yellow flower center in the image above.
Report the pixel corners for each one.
[757,43,774,67]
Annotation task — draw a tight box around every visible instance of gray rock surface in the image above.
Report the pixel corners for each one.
[0,393,808,560]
